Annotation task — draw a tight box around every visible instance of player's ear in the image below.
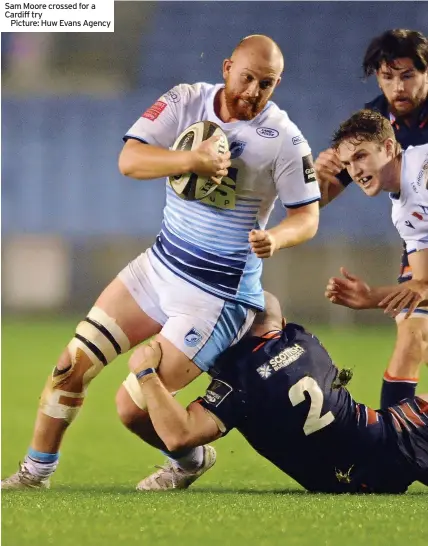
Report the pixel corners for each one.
[223,59,233,79]
[274,76,282,89]
[384,137,396,158]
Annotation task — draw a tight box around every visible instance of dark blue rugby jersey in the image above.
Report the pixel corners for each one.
[199,323,419,493]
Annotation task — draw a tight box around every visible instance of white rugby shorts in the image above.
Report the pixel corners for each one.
[118,248,255,372]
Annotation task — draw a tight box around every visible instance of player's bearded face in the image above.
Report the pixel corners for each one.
[337,140,393,197]
[376,58,428,118]
[223,61,279,121]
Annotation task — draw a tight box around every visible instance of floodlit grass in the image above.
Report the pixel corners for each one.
[2,318,427,546]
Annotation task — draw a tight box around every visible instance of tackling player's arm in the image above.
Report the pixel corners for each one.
[128,340,221,452]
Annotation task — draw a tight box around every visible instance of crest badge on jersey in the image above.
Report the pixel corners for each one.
[229,140,247,159]
[203,379,233,407]
[184,327,203,347]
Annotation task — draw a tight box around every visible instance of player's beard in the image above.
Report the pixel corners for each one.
[223,85,266,121]
[389,89,428,119]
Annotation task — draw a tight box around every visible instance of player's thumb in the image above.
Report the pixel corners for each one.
[249,229,263,241]
[149,339,162,361]
[340,267,357,281]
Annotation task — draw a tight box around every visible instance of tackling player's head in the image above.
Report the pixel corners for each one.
[222,35,283,121]
[250,291,284,337]
[363,29,428,118]
[332,110,401,196]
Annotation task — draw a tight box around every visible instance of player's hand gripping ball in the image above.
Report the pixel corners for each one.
[169,121,229,201]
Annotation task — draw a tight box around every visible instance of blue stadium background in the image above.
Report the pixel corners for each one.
[2,1,427,321]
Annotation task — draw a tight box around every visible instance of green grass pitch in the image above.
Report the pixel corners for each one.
[2,318,427,546]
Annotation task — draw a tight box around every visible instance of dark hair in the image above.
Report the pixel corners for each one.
[332,109,396,149]
[363,29,428,77]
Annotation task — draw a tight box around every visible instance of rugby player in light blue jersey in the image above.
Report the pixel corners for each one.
[2,35,320,491]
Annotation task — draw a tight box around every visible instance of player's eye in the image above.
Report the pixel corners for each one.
[402,73,414,80]
[260,81,273,90]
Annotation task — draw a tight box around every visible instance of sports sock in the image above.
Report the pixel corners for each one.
[380,371,417,410]
[24,448,59,479]
[164,446,204,471]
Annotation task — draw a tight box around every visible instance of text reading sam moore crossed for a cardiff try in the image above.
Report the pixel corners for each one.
[4,3,112,27]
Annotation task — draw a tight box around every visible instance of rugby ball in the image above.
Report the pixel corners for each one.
[169,121,229,201]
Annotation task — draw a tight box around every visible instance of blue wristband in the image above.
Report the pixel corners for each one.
[135,368,157,381]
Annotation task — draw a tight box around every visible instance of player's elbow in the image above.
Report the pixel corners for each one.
[303,209,319,239]
[118,149,135,177]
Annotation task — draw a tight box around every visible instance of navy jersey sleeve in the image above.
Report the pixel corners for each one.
[198,378,246,435]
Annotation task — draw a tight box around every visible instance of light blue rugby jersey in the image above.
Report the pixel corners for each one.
[124,82,320,310]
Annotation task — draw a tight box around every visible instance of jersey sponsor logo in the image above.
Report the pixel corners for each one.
[292,134,307,146]
[184,327,203,347]
[404,220,416,229]
[412,211,423,221]
[229,140,247,159]
[269,343,305,371]
[203,379,233,407]
[142,100,167,121]
[302,154,316,184]
[415,156,428,190]
[256,344,306,379]
[164,90,181,104]
[256,127,279,139]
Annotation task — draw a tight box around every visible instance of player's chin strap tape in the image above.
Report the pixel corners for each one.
[40,307,131,423]
[122,372,178,412]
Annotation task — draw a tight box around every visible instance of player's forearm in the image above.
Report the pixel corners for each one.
[119,141,193,180]
[364,285,399,308]
[139,375,196,452]
[268,209,319,249]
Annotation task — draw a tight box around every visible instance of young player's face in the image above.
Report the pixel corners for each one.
[223,52,281,120]
[336,139,396,196]
[376,58,428,118]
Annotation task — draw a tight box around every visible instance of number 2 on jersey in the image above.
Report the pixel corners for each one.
[289,376,335,435]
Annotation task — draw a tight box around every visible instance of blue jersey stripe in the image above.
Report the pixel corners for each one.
[159,227,247,269]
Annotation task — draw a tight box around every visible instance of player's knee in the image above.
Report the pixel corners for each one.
[40,307,131,423]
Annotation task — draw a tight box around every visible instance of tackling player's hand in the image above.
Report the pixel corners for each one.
[325,267,372,309]
[128,339,162,375]
[379,280,428,319]
[190,135,231,184]
[314,148,344,205]
[249,229,277,259]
